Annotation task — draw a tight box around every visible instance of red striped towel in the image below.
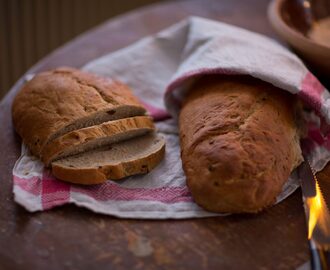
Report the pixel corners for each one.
[13,17,330,219]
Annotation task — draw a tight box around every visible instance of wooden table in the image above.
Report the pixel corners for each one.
[1,0,330,269]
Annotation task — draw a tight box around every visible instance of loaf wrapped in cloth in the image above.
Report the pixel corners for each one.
[13,17,330,218]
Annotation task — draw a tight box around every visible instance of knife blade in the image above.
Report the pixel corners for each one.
[298,160,330,247]
[298,159,330,270]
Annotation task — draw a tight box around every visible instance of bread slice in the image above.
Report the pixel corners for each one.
[12,67,146,157]
[41,116,155,167]
[51,133,165,185]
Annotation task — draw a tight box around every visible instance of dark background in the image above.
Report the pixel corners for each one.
[0,0,166,100]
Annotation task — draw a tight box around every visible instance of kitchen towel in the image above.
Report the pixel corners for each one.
[13,16,330,218]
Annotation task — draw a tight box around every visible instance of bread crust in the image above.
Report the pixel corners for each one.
[41,116,155,166]
[12,67,146,157]
[51,136,165,185]
[179,76,303,213]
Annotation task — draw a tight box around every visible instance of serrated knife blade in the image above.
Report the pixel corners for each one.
[298,159,330,270]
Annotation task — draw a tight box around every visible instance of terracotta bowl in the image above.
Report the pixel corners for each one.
[268,0,330,76]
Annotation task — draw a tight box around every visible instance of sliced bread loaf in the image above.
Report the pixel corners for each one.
[41,116,155,166]
[12,67,146,157]
[51,133,165,185]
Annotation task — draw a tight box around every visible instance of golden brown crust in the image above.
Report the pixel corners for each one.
[41,116,155,166]
[179,75,303,213]
[51,138,166,185]
[12,67,146,157]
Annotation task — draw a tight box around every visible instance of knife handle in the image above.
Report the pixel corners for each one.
[310,244,330,270]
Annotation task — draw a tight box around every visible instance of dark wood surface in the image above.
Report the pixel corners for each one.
[1,0,330,269]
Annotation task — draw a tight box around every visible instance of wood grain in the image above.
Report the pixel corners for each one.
[0,0,329,269]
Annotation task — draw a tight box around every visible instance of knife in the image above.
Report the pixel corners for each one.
[298,158,330,270]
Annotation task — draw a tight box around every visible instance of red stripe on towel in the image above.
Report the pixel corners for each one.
[41,171,71,209]
[299,72,324,113]
[71,182,192,204]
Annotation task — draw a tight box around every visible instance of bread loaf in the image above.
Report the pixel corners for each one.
[12,67,146,157]
[41,116,155,166]
[179,76,303,213]
[12,67,166,185]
